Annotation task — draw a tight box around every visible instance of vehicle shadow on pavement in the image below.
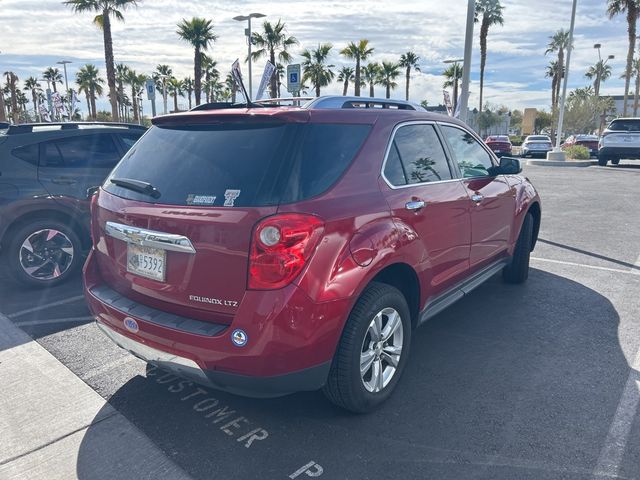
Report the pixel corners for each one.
[76,268,637,480]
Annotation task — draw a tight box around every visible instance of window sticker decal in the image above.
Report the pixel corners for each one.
[186,194,217,206]
[224,189,241,207]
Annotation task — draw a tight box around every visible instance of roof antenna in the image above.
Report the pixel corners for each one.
[231,59,258,108]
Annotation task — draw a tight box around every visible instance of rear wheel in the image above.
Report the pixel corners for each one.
[323,282,411,413]
[5,219,82,287]
[503,213,533,284]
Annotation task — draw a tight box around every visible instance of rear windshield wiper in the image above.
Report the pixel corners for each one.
[110,177,161,199]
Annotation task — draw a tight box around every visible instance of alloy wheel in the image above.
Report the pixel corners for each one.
[18,229,75,280]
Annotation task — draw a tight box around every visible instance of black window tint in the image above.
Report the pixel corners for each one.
[53,134,121,168]
[440,125,494,178]
[104,123,370,207]
[119,133,142,149]
[41,142,63,167]
[12,144,39,165]
[385,124,452,186]
[609,119,640,132]
[383,143,408,186]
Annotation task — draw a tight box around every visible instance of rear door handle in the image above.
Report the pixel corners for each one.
[405,200,426,211]
[471,193,484,203]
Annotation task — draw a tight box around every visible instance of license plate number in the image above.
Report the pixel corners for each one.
[127,245,166,281]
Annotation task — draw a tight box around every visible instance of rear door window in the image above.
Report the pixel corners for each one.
[52,134,121,168]
[12,143,39,165]
[104,123,370,207]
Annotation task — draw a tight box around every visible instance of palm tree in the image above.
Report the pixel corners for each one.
[76,64,104,120]
[337,67,355,96]
[4,72,19,124]
[545,29,570,112]
[379,61,401,99]
[167,77,182,112]
[115,63,130,120]
[275,63,285,97]
[125,69,145,122]
[545,60,560,111]
[362,63,381,97]
[43,67,63,93]
[182,77,194,109]
[0,88,6,122]
[443,63,463,110]
[585,60,613,98]
[251,19,299,98]
[631,57,640,116]
[176,17,217,106]
[301,43,335,97]
[399,52,421,101]
[23,77,42,122]
[475,0,504,111]
[64,0,139,122]
[224,73,237,103]
[153,64,172,113]
[340,40,374,96]
[201,54,219,102]
[608,0,639,115]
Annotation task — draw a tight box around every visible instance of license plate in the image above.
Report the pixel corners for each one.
[127,244,166,281]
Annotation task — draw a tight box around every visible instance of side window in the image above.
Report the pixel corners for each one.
[41,142,63,167]
[12,144,39,166]
[51,134,121,169]
[440,125,495,178]
[119,133,142,150]
[383,124,452,186]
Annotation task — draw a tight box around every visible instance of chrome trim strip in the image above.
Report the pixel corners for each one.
[105,221,196,254]
[96,321,211,385]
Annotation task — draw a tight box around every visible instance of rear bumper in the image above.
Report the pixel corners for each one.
[96,321,331,398]
[599,146,640,159]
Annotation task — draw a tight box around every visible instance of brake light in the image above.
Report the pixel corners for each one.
[249,214,324,290]
[89,190,99,244]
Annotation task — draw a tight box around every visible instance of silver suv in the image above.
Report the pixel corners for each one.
[598,118,640,166]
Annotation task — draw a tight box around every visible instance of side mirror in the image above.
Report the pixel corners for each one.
[489,157,522,176]
[86,186,100,199]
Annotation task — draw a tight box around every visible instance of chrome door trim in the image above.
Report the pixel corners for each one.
[105,221,196,254]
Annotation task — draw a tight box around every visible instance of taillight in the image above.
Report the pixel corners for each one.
[89,190,99,245]
[248,213,324,290]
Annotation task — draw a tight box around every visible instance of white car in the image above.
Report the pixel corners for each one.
[598,118,640,166]
[521,135,553,158]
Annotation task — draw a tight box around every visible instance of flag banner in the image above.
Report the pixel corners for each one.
[231,59,250,102]
[443,90,453,116]
[38,102,51,122]
[71,90,79,114]
[51,92,69,118]
[256,61,276,100]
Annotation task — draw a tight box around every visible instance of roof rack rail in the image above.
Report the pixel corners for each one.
[304,96,424,111]
[5,122,146,135]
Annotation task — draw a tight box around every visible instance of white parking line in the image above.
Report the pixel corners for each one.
[592,348,640,478]
[7,295,86,319]
[14,316,94,327]
[531,257,640,276]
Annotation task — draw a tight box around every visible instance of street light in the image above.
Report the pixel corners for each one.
[443,58,464,115]
[233,12,266,101]
[57,60,72,121]
[592,44,614,98]
[459,0,475,123]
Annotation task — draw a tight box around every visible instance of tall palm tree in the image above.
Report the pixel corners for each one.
[337,67,355,96]
[301,43,335,97]
[201,54,219,102]
[125,69,145,122]
[443,63,463,110]
[176,17,217,106]
[632,57,640,115]
[608,0,640,115]
[251,19,299,98]
[153,64,172,113]
[23,77,42,122]
[398,52,421,101]
[379,61,401,99]
[224,73,237,103]
[585,60,613,98]
[362,63,381,97]
[545,60,560,111]
[76,64,104,120]
[167,77,182,112]
[64,0,139,122]
[181,77,194,109]
[43,67,63,93]
[4,72,19,124]
[545,29,570,112]
[475,0,504,110]
[340,39,374,96]
[115,63,130,120]
[275,63,286,97]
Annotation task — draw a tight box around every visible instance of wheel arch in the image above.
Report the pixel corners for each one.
[527,202,541,251]
[369,262,421,329]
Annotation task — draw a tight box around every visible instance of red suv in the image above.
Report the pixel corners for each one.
[84,97,541,412]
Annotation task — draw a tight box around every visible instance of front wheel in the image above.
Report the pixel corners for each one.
[503,213,533,284]
[598,155,608,166]
[323,282,412,413]
[5,219,82,287]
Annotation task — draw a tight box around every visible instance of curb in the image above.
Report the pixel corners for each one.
[526,159,597,167]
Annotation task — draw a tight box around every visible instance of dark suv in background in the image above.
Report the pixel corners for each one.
[0,122,145,287]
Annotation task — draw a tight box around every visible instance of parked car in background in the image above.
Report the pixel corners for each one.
[84,96,541,413]
[485,135,512,157]
[598,118,640,166]
[521,135,553,157]
[0,122,145,287]
[562,134,599,157]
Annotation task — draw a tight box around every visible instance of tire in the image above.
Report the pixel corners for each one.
[323,282,412,413]
[503,213,533,284]
[598,155,608,166]
[611,158,620,165]
[5,219,83,287]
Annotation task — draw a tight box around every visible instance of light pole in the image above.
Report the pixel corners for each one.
[158,74,170,114]
[57,60,72,120]
[548,0,578,161]
[459,0,475,123]
[233,12,266,101]
[593,44,614,98]
[443,58,463,115]
[0,50,5,123]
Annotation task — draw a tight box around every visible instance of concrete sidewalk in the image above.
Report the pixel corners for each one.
[0,313,192,480]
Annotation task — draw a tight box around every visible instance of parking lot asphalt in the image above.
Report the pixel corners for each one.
[1,162,640,480]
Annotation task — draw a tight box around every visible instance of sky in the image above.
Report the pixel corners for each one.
[0,0,633,116]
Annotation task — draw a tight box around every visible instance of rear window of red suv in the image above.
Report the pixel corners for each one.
[104,123,370,207]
